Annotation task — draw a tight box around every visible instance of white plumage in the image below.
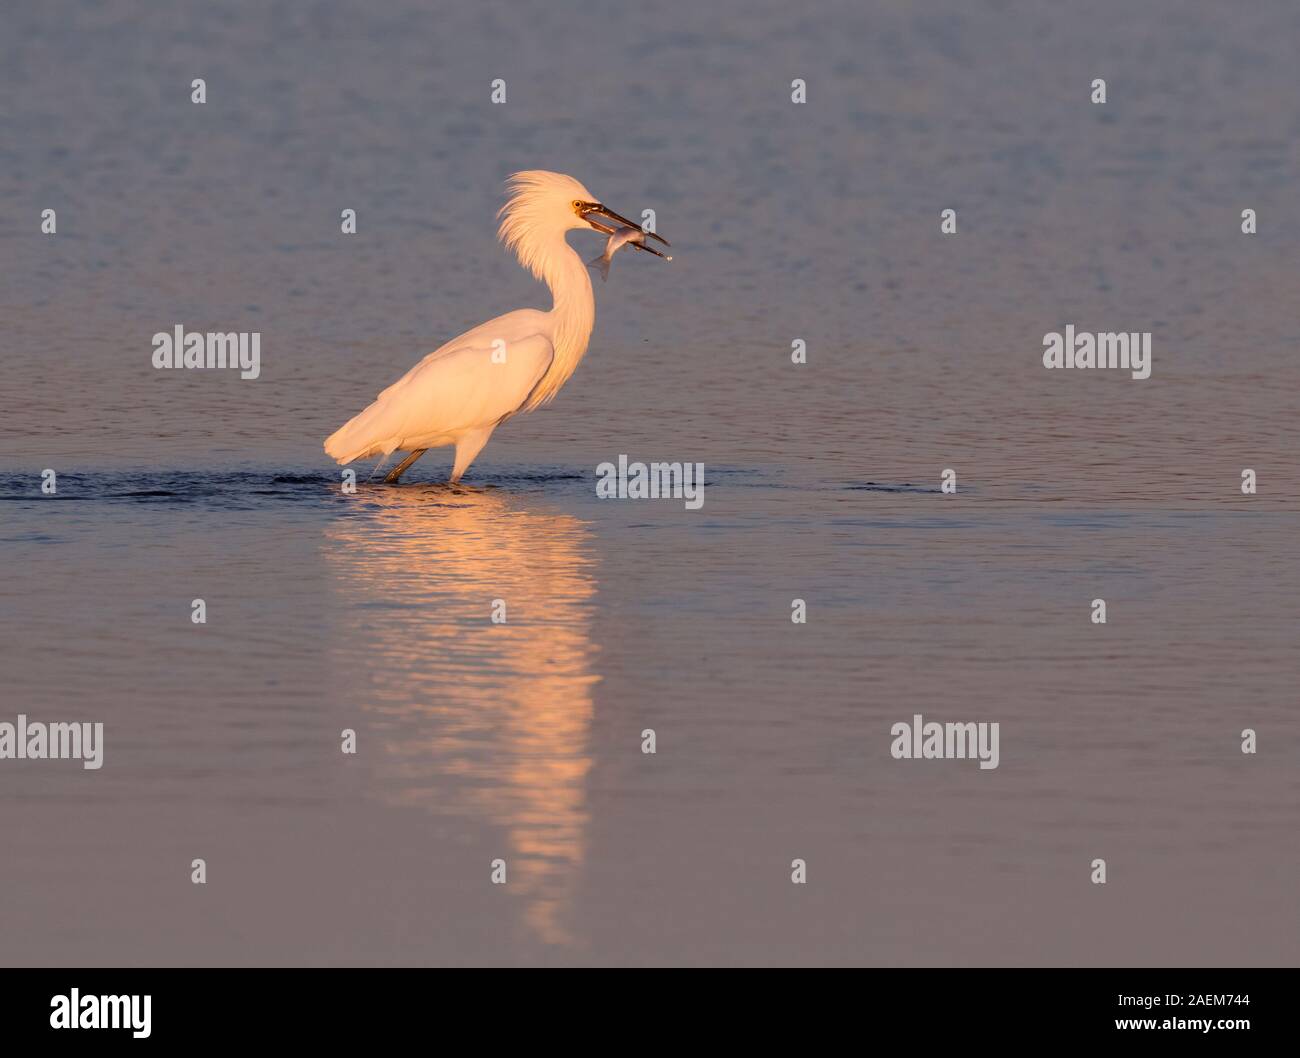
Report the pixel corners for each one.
[324,171,668,483]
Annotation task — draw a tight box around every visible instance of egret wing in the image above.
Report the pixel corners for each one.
[324,325,553,462]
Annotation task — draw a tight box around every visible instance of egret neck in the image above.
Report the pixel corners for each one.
[520,230,595,413]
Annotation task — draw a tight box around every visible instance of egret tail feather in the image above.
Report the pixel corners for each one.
[324,398,395,464]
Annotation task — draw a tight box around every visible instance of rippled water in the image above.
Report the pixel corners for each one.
[1,0,1298,965]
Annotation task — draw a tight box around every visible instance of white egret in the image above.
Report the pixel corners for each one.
[324,171,670,483]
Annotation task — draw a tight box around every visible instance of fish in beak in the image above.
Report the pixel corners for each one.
[579,202,671,260]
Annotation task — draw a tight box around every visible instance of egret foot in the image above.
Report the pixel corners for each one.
[384,448,428,484]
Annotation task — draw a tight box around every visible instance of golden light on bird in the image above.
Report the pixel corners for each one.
[324,172,671,484]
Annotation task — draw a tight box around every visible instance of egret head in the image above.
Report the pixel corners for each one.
[498,170,670,280]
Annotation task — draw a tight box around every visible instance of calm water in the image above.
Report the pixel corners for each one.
[1,0,1298,965]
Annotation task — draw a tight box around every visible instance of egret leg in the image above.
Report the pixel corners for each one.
[450,426,496,483]
[384,448,428,484]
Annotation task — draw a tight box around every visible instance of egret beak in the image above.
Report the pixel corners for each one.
[581,203,671,259]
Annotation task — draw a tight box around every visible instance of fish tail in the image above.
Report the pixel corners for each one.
[586,253,611,282]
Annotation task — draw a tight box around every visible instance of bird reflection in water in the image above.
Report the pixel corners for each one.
[323,483,599,946]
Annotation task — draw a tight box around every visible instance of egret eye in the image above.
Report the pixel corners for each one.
[573,200,582,210]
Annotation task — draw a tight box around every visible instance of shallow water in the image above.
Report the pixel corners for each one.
[1,0,1298,965]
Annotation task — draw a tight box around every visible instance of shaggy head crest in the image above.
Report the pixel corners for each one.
[497,171,598,281]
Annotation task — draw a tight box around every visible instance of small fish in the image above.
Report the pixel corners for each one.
[587,226,647,282]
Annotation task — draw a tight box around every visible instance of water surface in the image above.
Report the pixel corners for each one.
[1,0,1297,965]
